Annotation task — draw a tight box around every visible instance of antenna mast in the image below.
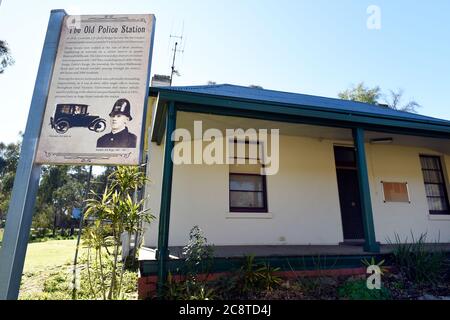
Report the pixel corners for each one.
[169,27,185,86]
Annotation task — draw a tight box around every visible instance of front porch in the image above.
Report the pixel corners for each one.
[139,244,450,277]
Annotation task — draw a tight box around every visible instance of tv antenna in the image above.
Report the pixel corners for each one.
[169,23,185,86]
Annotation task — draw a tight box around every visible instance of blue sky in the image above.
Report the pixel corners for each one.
[1,0,450,143]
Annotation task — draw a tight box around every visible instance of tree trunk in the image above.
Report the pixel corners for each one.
[52,209,57,237]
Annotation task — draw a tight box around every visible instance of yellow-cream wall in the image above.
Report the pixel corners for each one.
[367,144,450,243]
[144,134,450,247]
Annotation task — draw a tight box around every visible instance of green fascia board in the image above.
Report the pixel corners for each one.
[150,90,450,144]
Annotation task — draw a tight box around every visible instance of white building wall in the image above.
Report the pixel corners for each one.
[367,144,450,243]
[144,131,450,248]
[144,134,344,247]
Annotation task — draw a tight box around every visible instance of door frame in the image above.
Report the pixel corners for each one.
[333,145,366,242]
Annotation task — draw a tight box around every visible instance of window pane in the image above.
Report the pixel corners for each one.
[230,164,262,174]
[422,170,443,184]
[230,191,264,208]
[425,184,446,197]
[427,197,448,212]
[228,140,260,162]
[230,174,263,191]
[334,147,356,167]
[420,156,441,170]
[62,106,71,114]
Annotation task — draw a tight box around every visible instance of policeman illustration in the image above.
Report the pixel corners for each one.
[96,99,137,148]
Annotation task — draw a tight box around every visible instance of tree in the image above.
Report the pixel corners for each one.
[37,166,72,236]
[0,136,21,224]
[32,204,53,237]
[53,177,84,235]
[0,40,15,74]
[338,82,381,105]
[383,89,421,113]
[338,82,421,113]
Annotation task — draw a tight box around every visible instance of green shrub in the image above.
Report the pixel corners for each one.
[388,232,447,284]
[237,255,262,293]
[162,226,216,300]
[182,225,215,277]
[338,279,391,300]
[163,273,188,300]
[254,262,282,292]
[233,255,282,294]
[162,273,215,300]
[43,272,69,293]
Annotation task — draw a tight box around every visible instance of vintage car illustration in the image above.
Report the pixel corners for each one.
[50,104,107,134]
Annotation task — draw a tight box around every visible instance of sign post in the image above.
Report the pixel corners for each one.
[0,10,156,300]
[0,9,67,300]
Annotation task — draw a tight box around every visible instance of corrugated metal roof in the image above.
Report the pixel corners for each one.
[154,84,450,125]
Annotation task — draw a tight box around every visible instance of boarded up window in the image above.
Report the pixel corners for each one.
[382,182,410,203]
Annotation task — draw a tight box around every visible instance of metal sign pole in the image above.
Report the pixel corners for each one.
[71,165,93,300]
[0,9,66,300]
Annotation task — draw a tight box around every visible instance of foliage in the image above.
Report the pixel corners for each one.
[24,165,89,239]
[338,82,381,105]
[383,89,421,113]
[338,82,421,112]
[162,273,188,300]
[188,285,216,300]
[43,272,68,293]
[29,232,77,243]
[182,225,215,277]
[208,257,282,299]
[20,262,137,300]
[236,255,282,293]
[0,40,14,74]
[257,262,283,291]
[31,204,54,237]
[237,255,263,293]
[83,166,153,300]
[338,278,391,300]
[162,273,215,301]
[388,232,447,284]
[0,132,90,235]
[163,226,216,300]
[0,137,21,223]
[361,257,388,275]
[207,255,282,298]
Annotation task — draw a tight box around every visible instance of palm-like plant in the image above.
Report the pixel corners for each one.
[83,166,154,299]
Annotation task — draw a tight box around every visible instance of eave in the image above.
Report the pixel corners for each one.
[149,87,450,144]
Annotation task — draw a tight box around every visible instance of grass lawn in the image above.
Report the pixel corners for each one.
[20,239,82,299]
[23,239,79,273]
[18,239,138,300]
